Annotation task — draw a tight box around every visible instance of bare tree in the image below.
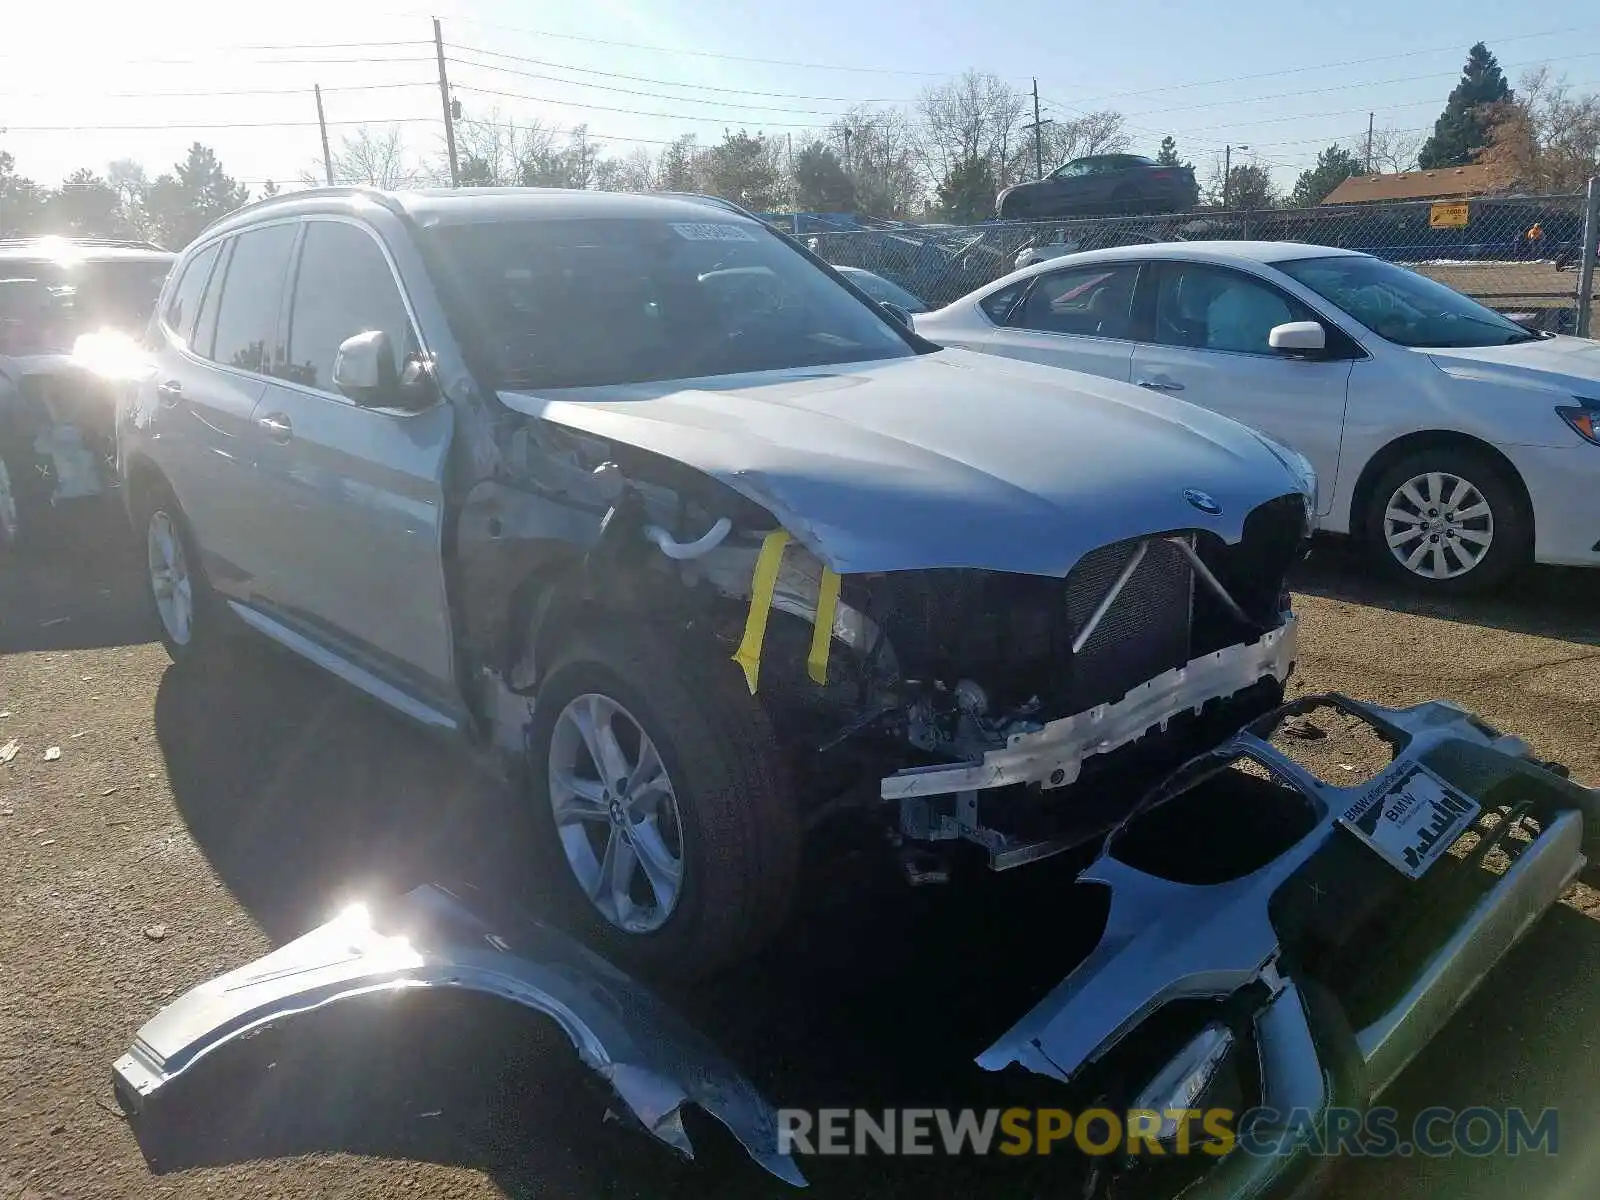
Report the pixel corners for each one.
[1353,125,1423,174]
[915,70,1027,193]
[827,106,923,216]
[305,125,426,189]
[590,144,657,193]
[1009,110,1130,181]
[1478,68,1600,193]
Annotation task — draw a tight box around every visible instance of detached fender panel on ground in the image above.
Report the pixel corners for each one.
[112,883,806,1187]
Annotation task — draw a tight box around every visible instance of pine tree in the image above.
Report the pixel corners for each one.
[1417,42,1512,168]
[1290,144,1363,207]
[1156,136,1185,167]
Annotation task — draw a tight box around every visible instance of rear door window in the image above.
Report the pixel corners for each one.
[210,223,297,373]
[1008,263,1141,338]
[162,243,220,346]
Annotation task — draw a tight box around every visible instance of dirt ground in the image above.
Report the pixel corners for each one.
[3,509,1600,1200]
[1408,259,1598,308]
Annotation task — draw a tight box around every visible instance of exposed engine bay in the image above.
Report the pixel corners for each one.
[483,438,1311,880]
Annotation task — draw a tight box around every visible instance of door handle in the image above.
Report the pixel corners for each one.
[157,381,183,408]
[1135,378,1184,392]
[257,414,293,443]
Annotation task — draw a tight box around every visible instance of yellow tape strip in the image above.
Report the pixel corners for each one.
[807,566,842,685]
[732,529,790,694]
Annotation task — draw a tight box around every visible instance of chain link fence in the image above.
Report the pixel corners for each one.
[805,185,1600,335]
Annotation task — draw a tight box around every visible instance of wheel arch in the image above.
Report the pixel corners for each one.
[1347,430,1534,545]
[121,452,171,528]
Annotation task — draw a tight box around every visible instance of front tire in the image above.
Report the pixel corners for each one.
[1364,447,1529,594]
[527,625,801,978]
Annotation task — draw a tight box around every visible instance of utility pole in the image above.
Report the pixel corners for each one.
[433,17,460,187]
[1365,112,1375,174]
[1021,79,1055,182]
[1032,79,1043,179]
[1221,144,1250,209]
[314,84,334,186]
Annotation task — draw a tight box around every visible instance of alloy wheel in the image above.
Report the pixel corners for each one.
[1382,470,1494,581]
[147,510,195,646]
[547,692,686,934]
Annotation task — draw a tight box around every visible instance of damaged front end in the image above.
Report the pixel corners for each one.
[978,695,1600,1198]
[112,883,805,1187]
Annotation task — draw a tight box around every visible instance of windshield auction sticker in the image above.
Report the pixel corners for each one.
[670,222,759,241]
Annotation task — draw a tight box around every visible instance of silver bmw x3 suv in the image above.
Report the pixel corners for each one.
[119,186,1314,976]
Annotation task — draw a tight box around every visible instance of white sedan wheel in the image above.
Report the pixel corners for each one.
[1381,470,1494,581]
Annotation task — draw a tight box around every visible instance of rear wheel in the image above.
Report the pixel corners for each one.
[527,624,801,977]
[1363,447,1529,594]
[135,481,229,664]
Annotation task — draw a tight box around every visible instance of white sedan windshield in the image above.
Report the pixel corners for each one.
[1277,255,1537,349]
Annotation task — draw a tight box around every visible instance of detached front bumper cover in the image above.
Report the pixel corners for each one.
[113,883,805,1187]
[980,694,1599,1197]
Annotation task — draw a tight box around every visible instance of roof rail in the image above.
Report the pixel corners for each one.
[194,185,409,240]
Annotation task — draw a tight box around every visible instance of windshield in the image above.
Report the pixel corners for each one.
[426,217,917,389]
[837,267,928,313]
[0,257,171,354]
[1277,254,1537,348]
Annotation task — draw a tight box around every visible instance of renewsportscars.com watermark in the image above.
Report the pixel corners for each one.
[777,1106,1559,1158]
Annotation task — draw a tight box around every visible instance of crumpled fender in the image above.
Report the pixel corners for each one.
[113,883,806,1187]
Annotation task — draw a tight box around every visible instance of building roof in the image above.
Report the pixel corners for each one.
[1320,163,1512,205]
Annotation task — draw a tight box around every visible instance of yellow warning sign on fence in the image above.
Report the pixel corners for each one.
[1430,201,1470,228]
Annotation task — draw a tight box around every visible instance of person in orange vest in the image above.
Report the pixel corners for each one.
[1524,221,1544,259]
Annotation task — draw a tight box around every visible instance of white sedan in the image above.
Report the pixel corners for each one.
[915,240,1600,593]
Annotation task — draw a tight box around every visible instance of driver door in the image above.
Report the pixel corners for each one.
[248,217,461,719]
[1129,261,1354,515]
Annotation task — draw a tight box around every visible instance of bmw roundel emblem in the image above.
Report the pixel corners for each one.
[1184,488,1223,516]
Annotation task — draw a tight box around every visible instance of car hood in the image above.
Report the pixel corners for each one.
[497,349,1302,577]
[1423,335,1600,398]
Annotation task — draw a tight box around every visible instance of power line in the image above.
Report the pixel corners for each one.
[1119,49,1600,122]
[0,80,436,100]
[448,67,871,118]
[448,83,832,128]
[453,116,680,146]
[446,43,919,103]
[1,117,439,132]
[414,17,960,75]
[1056,22,1600,107]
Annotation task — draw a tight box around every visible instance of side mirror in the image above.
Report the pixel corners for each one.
[880,301,913,329]
[333,330,399,405]
[1268,321,1327,356]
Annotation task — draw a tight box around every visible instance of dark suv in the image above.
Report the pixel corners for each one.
[996,154,1200,220]
[0,237,174,552]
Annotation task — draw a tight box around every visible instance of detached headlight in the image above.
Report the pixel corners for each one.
[1129,1022,1238,1150]
[1556,399,1600,446]
[1249,429,1318,531]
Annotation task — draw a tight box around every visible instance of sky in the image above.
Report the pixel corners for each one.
[4,0,1600,198]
